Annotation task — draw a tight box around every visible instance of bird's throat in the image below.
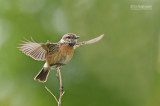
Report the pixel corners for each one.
[68,43,75,47]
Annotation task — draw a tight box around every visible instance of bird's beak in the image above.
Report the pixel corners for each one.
[76,36,80,39]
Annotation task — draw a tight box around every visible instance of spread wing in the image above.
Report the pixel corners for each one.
[74,34,104,49]
[18,39,57,61]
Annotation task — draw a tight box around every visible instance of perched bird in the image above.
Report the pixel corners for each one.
[18,33,104,82]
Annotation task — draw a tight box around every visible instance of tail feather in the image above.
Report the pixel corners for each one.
[34,67,50,82]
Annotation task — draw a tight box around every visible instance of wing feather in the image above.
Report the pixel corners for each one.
[74,34,104,49]
[18,40,57,61]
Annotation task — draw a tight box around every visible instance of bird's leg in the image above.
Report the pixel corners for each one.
[56,69,60,82]
[50,63,64,82]
[56,72,63,92]
[50,63,65,91]
[60,85,64,92]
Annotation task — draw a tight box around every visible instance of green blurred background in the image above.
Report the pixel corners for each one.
[0,0,160,106]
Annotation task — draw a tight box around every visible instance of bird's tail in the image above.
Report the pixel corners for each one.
[34,66,50,82]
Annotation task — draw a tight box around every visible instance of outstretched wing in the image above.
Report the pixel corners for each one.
[74,34,104,49]
[18,39,57,61]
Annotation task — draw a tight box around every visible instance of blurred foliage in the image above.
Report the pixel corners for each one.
[0,0,160,106]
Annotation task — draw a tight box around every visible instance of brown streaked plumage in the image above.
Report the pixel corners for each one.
[18,33,104,82]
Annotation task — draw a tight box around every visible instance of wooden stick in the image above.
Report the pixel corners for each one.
[45,67,65,106]
[45,86,58,103]
[58,67,63,106]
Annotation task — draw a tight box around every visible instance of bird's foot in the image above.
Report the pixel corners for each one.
[59,85,64,92]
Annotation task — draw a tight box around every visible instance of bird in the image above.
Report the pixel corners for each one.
[18,33,104,83]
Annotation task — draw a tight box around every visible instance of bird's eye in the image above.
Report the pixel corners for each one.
[67,36,71,39]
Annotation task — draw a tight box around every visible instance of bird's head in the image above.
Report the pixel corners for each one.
[60,33,80,46]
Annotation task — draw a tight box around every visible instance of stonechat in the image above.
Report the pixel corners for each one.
[18,33,104,82]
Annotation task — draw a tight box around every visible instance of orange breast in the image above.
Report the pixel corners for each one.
[60,44,74,56]
[47,44,74,65]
